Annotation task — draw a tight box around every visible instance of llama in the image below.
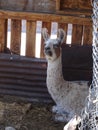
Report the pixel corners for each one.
[42,28,89,122]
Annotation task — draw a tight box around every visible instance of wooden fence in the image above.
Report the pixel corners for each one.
[0,0,92,58]
[0,10,92,58]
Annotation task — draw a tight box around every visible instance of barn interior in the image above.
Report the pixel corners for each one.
[0,0,93,130]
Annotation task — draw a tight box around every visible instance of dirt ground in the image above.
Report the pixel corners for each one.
[0,95,65,130]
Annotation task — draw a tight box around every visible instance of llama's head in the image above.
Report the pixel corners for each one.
[42,28,65,61]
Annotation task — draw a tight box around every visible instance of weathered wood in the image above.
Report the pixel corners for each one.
[83,25,93,45]
[11,19,21,54]
[56,0,60,11]
[33,0,56,13]
[0,19,7,52]
[40,22,51,58]
[26,20,36,57]
[0,10,92,25]
[0,0,92,17]
[59,0,92,17]
[56,10,91,18]
[60,0,91,10]
[72,24,83,45]
[60,0,78,10]
[0,3,93,59]
[58,23,68,44]
[0,0,56,13]
[78,0,92,10]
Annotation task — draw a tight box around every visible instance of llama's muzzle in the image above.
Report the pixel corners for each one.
[44,47,52,56]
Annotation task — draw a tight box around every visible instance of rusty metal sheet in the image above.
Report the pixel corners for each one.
[0,53,53,103]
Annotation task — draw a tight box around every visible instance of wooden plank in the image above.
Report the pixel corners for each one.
[72,24,83,45]
[33,0,56,13]
[60,0,91,10]
[40,22,51,58]
[59,0,92,17]
[83,25,93,45]
[0,0,92,14]
[60,0,78,10]
[56,0,60,11]
[0,0,56,13]
[0,0,92,17]
[58,23,68,44]
[26,20,36,57]
[0,10,92,25]
[56,10,92,17]
[0,19,7,52]
[10,19,21,54]
[78,0,92,10]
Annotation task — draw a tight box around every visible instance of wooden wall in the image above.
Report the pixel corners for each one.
[0,0,92,16]
[60,0,91,11]
[0,0,92,57]
[0,0,56,13]
[59,0,92,14]
[0,11,92,58]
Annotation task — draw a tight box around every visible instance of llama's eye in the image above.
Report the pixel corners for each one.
[53,44,59,48]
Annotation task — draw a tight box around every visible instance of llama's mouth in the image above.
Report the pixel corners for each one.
[44,50,52,57]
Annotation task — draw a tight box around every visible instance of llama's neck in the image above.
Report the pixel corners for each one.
[47,55,64,80]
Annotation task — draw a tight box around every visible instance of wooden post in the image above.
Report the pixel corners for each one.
[72,24,83,45]
[83,25,92,45]
[11,19,21,54]
[26,20,36,57]
[56,0,60,11]
[0,19,7,52]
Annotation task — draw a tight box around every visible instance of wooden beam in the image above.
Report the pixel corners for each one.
[56,10,92,18]
[0,0,56,13]
[0,10,92,25]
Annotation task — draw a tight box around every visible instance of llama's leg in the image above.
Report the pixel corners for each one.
[54,112,69,122]
[55,110,73,122]
[52,105,72,122]
[52,105,59,113]
[52,105,65,114]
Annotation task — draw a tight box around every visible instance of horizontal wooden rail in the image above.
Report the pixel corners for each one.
[0,10,92,25]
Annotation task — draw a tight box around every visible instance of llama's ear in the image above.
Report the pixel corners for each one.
[42,28,50,41]
[57,29,65,44]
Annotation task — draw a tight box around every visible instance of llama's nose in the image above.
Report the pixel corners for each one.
[45,46,50,50]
